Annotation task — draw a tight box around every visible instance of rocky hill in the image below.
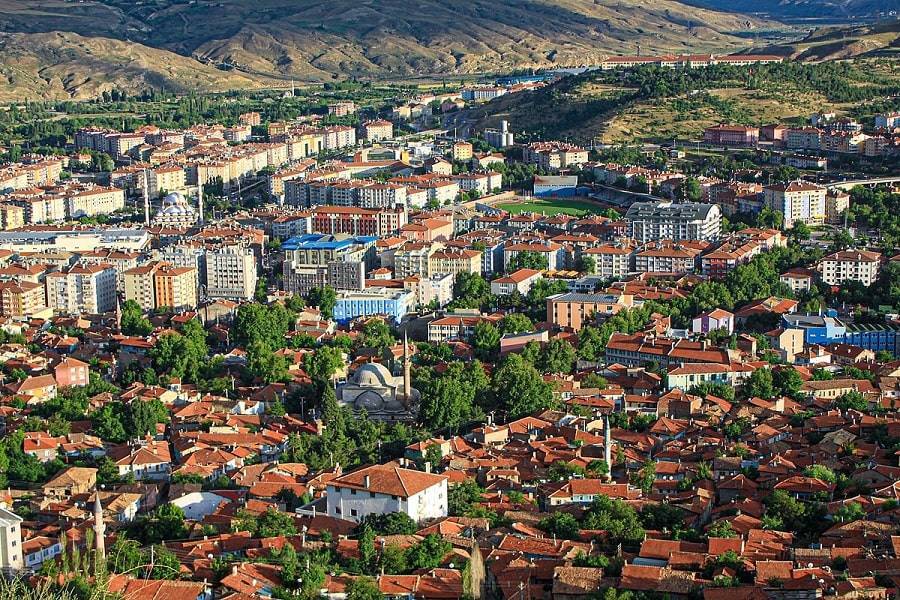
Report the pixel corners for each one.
[0,0,783,100]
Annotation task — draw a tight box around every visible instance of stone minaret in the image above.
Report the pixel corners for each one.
[93,488,106,560]
[403,332,411,403]
[603,414,613,482]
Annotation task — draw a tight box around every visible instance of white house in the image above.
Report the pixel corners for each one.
[22,536,62,569]
[326,464,448,524]
[170,491,231,521]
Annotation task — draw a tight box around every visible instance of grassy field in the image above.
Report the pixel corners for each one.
[496,197,604,216]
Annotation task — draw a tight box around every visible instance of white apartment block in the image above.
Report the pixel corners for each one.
[819,250,881,286]
[205,245,258,301]
[0,506,24,572]
[764,181,827,228]
[66,186,126,218]
[46,264,117,315]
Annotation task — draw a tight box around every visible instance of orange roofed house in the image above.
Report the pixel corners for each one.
[325,464,448,523]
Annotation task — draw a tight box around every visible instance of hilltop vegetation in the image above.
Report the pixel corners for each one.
[473,59,900,144]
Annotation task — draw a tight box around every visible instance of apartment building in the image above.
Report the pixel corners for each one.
[332,287,416,324]
[546,292,635,331]
[523,142,589,172]
[46,264,116,315]
[428,248,482,278]
[452,142,474,161]
[361,120,394,142]
[635,241,705,274]
[0,506,24,572]
[124,263,161,311]
[825,191,850,224]
[625,201,721,243]
[503,241,563,271]
[453,172,503,195]
[0,280,47,317]
[6,190,66,223]
[785,128,822,151]
[491,268,543,296]
[311,206,407,238]
[427,314,501,342]
[282,234,375,295]
[395,242,438,279]
[582,244,635,279]
[764,181,827,228]
[0,204,25,231]
[703,125,759,147]
[819,250,882,287]
[153,265,199,311]
[65,186,126,218]
[205,245,258,301]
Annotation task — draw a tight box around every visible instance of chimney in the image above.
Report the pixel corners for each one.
[425,462,432,474]
[231,565,238,575]
[364,475,371,489]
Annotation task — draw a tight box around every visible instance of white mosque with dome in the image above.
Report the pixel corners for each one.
[151,191,201,228]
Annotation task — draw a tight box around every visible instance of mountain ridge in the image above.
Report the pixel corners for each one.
[0,0,785,100]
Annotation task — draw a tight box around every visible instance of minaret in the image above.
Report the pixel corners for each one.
[142,167,151,227]
[93,488,106,560]
[403,331,411,403]
[603,414,612,482]
[197,192,204,226]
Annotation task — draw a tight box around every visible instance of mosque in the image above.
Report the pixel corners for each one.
[151,191,202,228]
[336,335,419,421]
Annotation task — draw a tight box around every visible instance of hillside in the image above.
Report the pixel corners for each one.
[0,0,784,100]
[761,20,900,61]
[681,0,897,22]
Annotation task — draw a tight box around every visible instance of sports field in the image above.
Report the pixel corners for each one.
[495,197,604,216]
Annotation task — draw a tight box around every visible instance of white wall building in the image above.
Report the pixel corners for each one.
[326,464,448,524]
[0,506,23,572]
[205,245,258,301]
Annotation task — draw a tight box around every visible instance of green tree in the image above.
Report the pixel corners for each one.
[416,360,488,430]
[539,338,576,374]
[137,504,188,544]
[538,512,581,540]
[833,501,865,523]
[307,286,337,320]
[361,512,417,535]
[834,390,869,412]
[577,326,605,362]
[744,367,775,399]
[358,320,394,353]
[121,300,152,336]
[507,251,548,272]
[107,537,143,574]
[346,577,382,600]
[405,534,451,570]
[234,302,294,349]
[774,368,804,399]
[583,495,645,545]
[91,404,127,443]
[303,346,344,382]
[247,341,290,383]
[491,353,554,418]
[147,545,181,579]
[706,520,737,538]
[576,255,596,274]
[499,313,533,335]
[803,464,837,484]
[256,507,298,538]
[471,321,501,361]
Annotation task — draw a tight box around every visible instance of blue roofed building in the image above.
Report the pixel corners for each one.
[333,288,416,325]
